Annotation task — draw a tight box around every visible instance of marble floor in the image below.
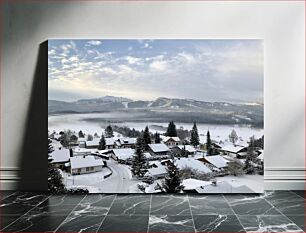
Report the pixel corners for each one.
[0,190,304,233]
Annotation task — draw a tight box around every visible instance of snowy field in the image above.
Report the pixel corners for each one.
[48,113,263,143]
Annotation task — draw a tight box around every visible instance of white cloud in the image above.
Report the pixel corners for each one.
[69,56,78,62]
[61,58,69,64]
[125,56,142,65]
[149,60,168,71]
[87,40,102,46]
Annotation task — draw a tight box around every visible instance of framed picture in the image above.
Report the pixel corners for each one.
[48,39,264,194]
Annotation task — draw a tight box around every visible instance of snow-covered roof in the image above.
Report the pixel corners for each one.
[50,148,70,163]
[203,155,229,168]
[148,143,170,153]
[257,151,264,161]
[105,138,116,146]
[52,134,62,140]
[162,136,180,142]
[177,145,196,153]
[195,181,255,193]
[77,138,86,142]
[175,158,212,174]
[70,156,103,169]
[221,144,245,153]
[112,148,135,160]
[50,139,62,150]
[86,138,100,147]
[182,178,212,190]
[73,148,96,153]
[144,152,152,159]
[149,161,162,167]
[146,166,168,176]
[118,137,137,145]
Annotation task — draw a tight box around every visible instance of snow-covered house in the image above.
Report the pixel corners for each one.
[145,166,168,179]
[105,138,117,149]
[172,145,197,156]
[50,139,62,150]
[116,138,137,149]
[198,155,229,171]
[203,140,223,150]
[111,148,135,162]
[50,148,71,169]
[69,156,104,175]
[182,178,212,192]
[175,158,212,174]
[219,144,247,158]
[148,143,171,157]
[162,136,181,147]
[195,181,255,193]
[85,138,100,149]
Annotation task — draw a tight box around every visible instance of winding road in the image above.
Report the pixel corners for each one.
[100,159,139,193]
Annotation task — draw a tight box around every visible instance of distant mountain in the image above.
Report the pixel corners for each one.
[77,96,132,104]
[48,96,263,127]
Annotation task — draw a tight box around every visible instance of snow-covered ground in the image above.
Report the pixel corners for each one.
[62,159,141,193]
[216,174,264,193]
[49,113,263,142]
[62,167,112,193]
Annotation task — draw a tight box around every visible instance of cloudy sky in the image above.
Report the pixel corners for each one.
[48,39,263,104]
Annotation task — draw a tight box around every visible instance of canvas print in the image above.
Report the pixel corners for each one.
[48,39,264,194]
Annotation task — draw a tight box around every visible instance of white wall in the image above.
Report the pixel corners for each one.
[1,1,304,190]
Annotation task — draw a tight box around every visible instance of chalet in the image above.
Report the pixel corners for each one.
[202,140,223,150]
[78,138,87,148]
[162,136,181,147]
[116,138,137,148]
[219,144,248,158]
[175,158,212,174]
[172,145,196,156]
[182,178,212,192]
[85,138,100,149]
[145,166,168,179]
[69,156,104,175]
[112,148,135,163]
[198,155,229,171]
[105,138,117,149]
[50,148,71,170]
[148,143,171,157]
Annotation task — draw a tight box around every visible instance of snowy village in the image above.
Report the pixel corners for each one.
[48,122,264,194]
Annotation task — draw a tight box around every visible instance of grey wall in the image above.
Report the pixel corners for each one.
[1,1,304,190]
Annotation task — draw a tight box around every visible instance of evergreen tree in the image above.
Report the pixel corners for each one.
[154,132,161,143]
[48,139,66,194]
[105,125,114,138]
[227,160,243,176]
[78,130,85,138]
[206,130,213,155]
[60,130,73,148]
[87,134,93,141]
[98,134,106,150]
[166,121,177,137]
[254,135,264,149]
[244,136,256,174]
[143,126,151,148]
[131,136,148,177]
[163,162,184,193]
[229,129,238,145]
[190,122,200,147]
[94,132,99,138]
[70,134,78,143]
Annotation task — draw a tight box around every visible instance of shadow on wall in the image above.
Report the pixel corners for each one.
[17,41,48,191]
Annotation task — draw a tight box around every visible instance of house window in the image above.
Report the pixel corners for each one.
[77,168,81,173]
[86,167,90,171]
[90,167,94,171]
